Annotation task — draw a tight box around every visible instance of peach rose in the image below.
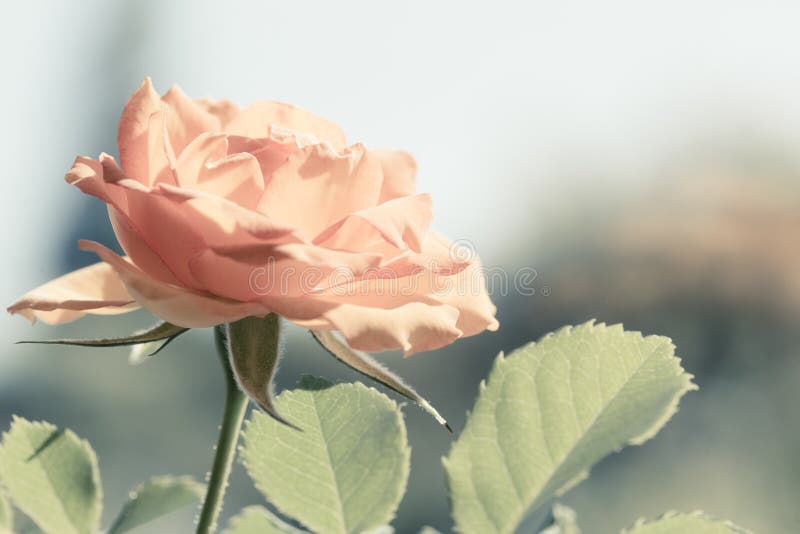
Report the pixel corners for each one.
[8,79,498,354]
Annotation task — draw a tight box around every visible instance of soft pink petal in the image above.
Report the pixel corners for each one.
[375,150,417,203]
[225,101,347,151]
[417,233,499,335]
[186,243,384,302]
[66,155,181,285]
[196,98,240,128]
[8,262,139,324]
[175,133,264,209]
[312,302,462,356]
[117,78,163,184]
[314,193,432,253]
[79,240,270,328]
[153,183,299,245]
[258,143,383,239]
[161,84,221,155]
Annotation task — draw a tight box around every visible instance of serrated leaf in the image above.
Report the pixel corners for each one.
[224,506,307,533]
[0,417,102,534]
[0,492,12,534]
[312,330,450,430]
[241,376,410,534]
[622,511,752,534]
[539,504,581,534]
[226,315,295,428]
[18,321,187,349]
[107,476,205,533]
[444,322,696,534]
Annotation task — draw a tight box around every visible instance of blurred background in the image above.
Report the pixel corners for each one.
[2,1,799,532]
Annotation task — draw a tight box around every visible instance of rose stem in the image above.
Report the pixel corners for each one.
[196,326,249,534]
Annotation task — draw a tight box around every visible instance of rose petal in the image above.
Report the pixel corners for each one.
[187,243,384,302]
[258,143,383,239]
[196,98,240,128]
[315,302,463,356]
[117,78,163,184]
[79,240,270,328]
[416,232,499,335]
[375,150,417,203]
[161,84,221,155]
[8,262,138,324]
[314,193,432,253]
[225,100,347,151]
[66,155,181,285]
[175,133,264,209]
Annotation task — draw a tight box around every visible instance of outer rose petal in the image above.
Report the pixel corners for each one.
[258,143,383,239]
[225,101,347,151]
[118,78,163,184]
[417,232,499,336]
[7,262,139,324]
[66,155,181,285]
[79,240,270,328]
[311,302,463,356]
[375,150,417,203]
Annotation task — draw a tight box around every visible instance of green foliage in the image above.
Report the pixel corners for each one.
[443,322,697,534]
[107,476,205,533]
[0,491,12,534]
[0,417,202,534]
[241,376,410,534]
[0,417,102,534]
[312,330,449,429]
[226,315,294,427]
[224,506,307,533]
[622,512,752,534]
[19,321,187,350]
[539,504,581,534]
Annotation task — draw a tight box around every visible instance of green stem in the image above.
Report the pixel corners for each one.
[196,326,249,534]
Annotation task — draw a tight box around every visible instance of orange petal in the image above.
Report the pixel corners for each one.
[79,240,270,328]
[375,150,417,203]
[225,100,347,151]
[258,143,383,239]
[8,262,138,324]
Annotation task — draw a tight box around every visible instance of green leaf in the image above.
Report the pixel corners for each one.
[443,322,696,534]
[241,376,410,534]
[539,504,581,534]
[18,321,187,349]
[107,476,205,533]
[226,315,295,428]
[0,492,12,534]
[224,506,307,533]
[312,330,451,431]
[622,512,751,534]
[0,417,102,534]
[128,334,183,365]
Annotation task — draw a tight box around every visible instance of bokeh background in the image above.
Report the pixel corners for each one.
[2,1,799,532]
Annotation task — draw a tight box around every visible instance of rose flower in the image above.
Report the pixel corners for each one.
[8,79,498,355]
